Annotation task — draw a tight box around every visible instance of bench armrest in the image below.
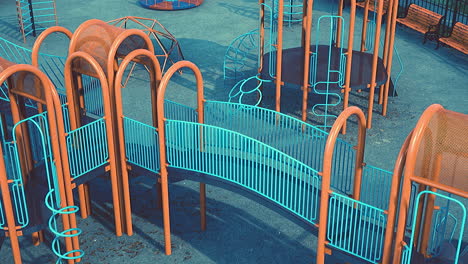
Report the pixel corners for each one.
[427,23,440,33]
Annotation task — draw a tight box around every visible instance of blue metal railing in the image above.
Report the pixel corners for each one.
[310,16,346,130]
[166,119,322,223]
[204,101,360,196]
[123,117,160,173]
[327,192,387,263]
[66,118,108,179]
[361,165,393,210]
[403,190,467,263]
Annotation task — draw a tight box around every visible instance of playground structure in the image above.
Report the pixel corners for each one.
[107,16,185,75]
[0,18,466,264]
[138,0,204,10]
[224,0,403,130]
[15,0,58,42]
[391,104,468,264]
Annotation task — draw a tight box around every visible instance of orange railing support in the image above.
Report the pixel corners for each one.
[341,1,357,134]
[31,26,73,67]
[156,61,206,255]
[0,63,81,264]
[63,51,125,237]
[114,48,163,236]
[316,106,367,263]
[392,104,468,263]
[301,0,314,122]
[381,132,412,264]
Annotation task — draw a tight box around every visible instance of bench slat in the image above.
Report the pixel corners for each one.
[397,4,443,34]
[438,22,468,54]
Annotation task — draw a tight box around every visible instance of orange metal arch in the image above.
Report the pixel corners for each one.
[68,19,154,85]
[316,106,367,264]
[113,49,163,236]
[105,28,155,88]
[392,104,468,263]
[380,132,412,264]
[31,26,73,67]
[0,63,80,264]
[156,60,206,255]
[63,51,125,236]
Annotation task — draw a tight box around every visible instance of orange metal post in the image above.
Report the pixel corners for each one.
[382,0,399,116]
[380,0,393,104]
[336,0,344,48]
[392,104,442,264]
[66,20,155,236]
[419,153,442,256]
[316,106,367,263]
[64,52,124,238]
[114,49,163,236]
[275,0,285,113]
[301,0,314,122]
[341,1,357,134]
[366,0,385,129]
[360,0,370,52]
[31,26,73,67]
[156,61,206,255]
[258,0,265,75]
[381,132,412,264]
[0,64,82,264]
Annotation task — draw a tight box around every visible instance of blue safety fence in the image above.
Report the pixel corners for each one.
[66,118,108,179]
[327,192,387,263]
[204,101,357,194]
[0,110,84,263]
[166,119,322,224]
[164,99,198,122]
[402,191,467,263]
[360,165,393,210]
[119,99,197,175]
[123,117,160,173]
[0,37,102,109]
[310,15,346,130]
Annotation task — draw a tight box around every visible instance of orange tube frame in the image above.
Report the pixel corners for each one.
[113,49,163,236]
[392,104,468,263]
[63,51,126,237]
[0,64,81,264]
[156,61,206,255]
[316,106,367,263]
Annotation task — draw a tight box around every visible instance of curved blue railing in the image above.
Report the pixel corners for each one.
[0,37,101,110]
[403,191,467,264]
[66,118,108,179]
[310,16,346,130]
[204,101,360,197]
[275,0,304,26]
[165,119,322,223]
[223,29,259,81]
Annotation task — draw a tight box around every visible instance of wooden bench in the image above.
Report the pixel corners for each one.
[356,0,390,15]
[437,22,468,54]
[397,4,443,43]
